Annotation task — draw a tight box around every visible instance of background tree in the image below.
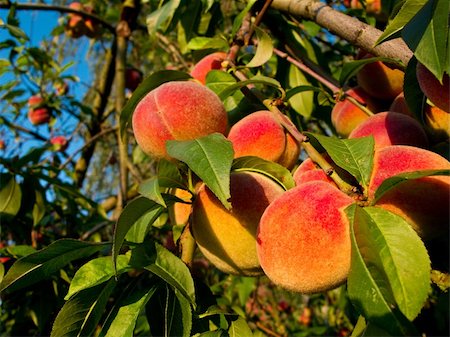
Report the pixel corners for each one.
[0,0,448,336]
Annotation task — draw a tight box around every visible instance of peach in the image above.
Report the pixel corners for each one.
[293,158,336,187]
[389,92,414,118]
[65,2,86,38]
[356,54,404,100]
[132,81,228,160]
[416,63,449,113]
[227,110,300,169]
[423,105,450,142]
[28,95,51,125]
[125,67,143,91]
[331,87,375,137]
[348,111,429,149]
[190,52,227,85]
[50,136,69,152]
[192,171,285,276]
[369,145,450,239]
[83,5,102,39]
[257,181,354,293]
[168,188,194,226]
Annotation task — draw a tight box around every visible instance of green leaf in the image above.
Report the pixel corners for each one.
[206,70,238,94]
[187,37,229,50]
[350,316,392,337]
[217,75,282,101]
[0,239,108,293]
[50,280,116,337]
[138,177,166,207]
[245,27,273,68]
[65,255,130,300]
[231,156,295,190]
[5,245,36,258]
[125,207,164,243]
[231,0,257,37]
[112,197,163,272]
[146,0,181,39]
[339,57,404,86]
[0,173,21,217]
[100,283,158,337]
[376,0,427,45]
[166,133,234,210]
[346,205,429,335]
[146,283,192,337]
[130,241,196,305]
[32,189,45,226]
[372,169,450,204]
[403,0,449,79]
[193,330,228,337]
[287,66,314,119]
[0,263,4,285]
[403,57,426,120]
[119,70,192,140]
[2,23,29,40]
[307,134,375,190]
[228,317,253,337]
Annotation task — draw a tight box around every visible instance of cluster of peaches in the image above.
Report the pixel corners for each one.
[64,2,101,39]
[131,52,450,294]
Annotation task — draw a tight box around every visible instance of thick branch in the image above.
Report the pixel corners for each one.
[270,0,413,67]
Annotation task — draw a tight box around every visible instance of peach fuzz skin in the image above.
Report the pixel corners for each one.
[369,145,450,239]
[416,63,449,113]
[424,105,450,142]
[293,158,336,187]
[190,52,227,85]
[132,81,228,160]
[331,88,375,137]
[192,171,285,276]
[257,181,354,293]
[227,111,300,169]
[356,55,404,101]
[348,111,429,150]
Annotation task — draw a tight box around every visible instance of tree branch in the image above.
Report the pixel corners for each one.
[270,0,413,67]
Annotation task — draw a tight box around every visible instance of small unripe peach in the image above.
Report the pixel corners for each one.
[50,136,69,152]
[65,2,86,38]
[28,95,51,125]
[132,81,228,160]
[227,110,300,169]
[192,171,285,276]
[348,111,429,150]
[356,54,404,101]
[416,63,449,113]
[190,52,227,85]
[257,181,354,293]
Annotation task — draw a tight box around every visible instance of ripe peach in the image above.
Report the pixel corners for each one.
[192,171,285,276]
[369,145,450,239]
[28,95,51,125]
[293,157,336,187]
[331,87,376,137]
[416,63,449,113]
[83,5,102,39]
[50,136,69,152]
[348,111,429,149]
[257,181,354,293]
[227,110,300,169]
[343,0,382,15]
[356,54,404,100]
[389,92,414,118]
[190,52,227,85]
[132,81,228,160]
[423,105,450,142]
[168,188,194,226]
[125,67,143,91]
[65,2,86,38]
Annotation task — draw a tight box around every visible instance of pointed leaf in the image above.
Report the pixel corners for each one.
[100,284,158,337]
[138,177,166,207]
[65,255,130,300]
[130,241,196,305]
[228,317,253,337]
[112,197,163,272]
[372,169,450,204]
[119,70,192,140]
[0,173,21,217]
[346,205,429,335]
[0,239,108,293]
[246,26,273,68]
[51,280,116,337]
[217,75,282,101]
[307,133,375,189]
[231,156,295,190]
[125,207,164,243]
[146,0,181,39]
[287,66,314,119]
[187,37,229,50]
[166,133,234,209]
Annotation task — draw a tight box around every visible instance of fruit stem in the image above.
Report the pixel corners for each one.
[345,95,375,116]
[180,223,196,268]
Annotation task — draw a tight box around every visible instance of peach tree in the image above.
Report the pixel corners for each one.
[0,0,448,336]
